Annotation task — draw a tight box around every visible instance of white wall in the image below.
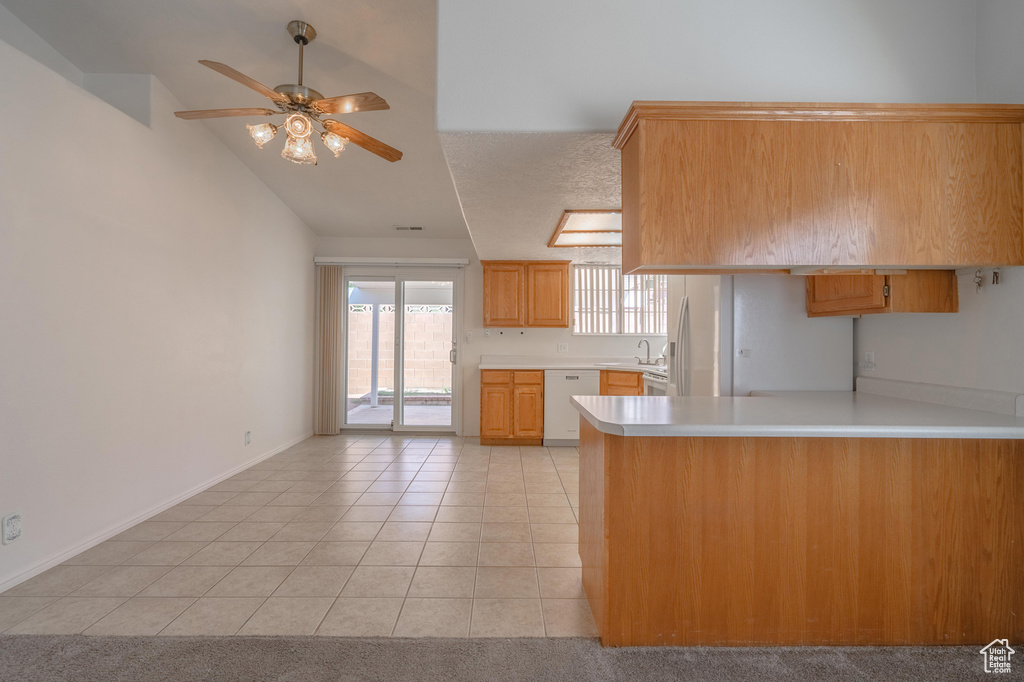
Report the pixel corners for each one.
[855,272,1024,393]
[315,237,661,435]
[853,2,1024,395]
[0,38,317,588]
[437,0,978,131]
[977,0,1024,102]
[733,276,854,395]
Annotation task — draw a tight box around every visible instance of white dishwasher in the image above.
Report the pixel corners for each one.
[543,370,600,446]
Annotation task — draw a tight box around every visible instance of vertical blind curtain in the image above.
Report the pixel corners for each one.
[574,265,668,335]
[314,265,343,434]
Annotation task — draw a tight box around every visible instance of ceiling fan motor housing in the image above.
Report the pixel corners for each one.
[273,84,324,105]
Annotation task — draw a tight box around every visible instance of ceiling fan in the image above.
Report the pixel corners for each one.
[174,20,403,165]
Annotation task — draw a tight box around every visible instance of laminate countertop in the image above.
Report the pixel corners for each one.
[570,391,1024,439]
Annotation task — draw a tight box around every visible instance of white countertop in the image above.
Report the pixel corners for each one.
[570,391,1024,439]
[478,355,652,371]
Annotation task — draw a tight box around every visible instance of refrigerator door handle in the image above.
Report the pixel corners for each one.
[673,296,692,397]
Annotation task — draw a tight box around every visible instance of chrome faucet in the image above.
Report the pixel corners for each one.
[636,338,656,365]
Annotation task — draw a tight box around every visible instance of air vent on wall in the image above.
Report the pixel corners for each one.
[394,226,424,231]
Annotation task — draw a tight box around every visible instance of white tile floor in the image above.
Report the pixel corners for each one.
[0,436,596,637]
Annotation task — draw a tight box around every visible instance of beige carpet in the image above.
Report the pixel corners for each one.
[0,636,988,681]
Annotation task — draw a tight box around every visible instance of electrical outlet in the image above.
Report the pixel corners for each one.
[858,351,876,371]
[483,329,491,338]
[465,330,473,344]
[2,513,23,545]
[557,343,568,353]
[245,431,251,446]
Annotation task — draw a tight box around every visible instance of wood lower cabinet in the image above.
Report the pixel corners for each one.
[480,374,512,440]
[805,271,958,317]
[480,369,544,445]
[580,422,1024,646]
[615,102,1024,274]
[482,261,570,328]
[600,370,644,396]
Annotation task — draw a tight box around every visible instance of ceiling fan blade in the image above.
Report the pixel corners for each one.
[323,119,403,162]
[199,60,289,104]
[312,92,390,115]
[174,107,279,120]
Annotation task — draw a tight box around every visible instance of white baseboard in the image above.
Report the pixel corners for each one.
[0,431,313,594]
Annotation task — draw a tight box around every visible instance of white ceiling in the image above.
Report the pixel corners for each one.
[440,133,622,264]
[0,0,471,240]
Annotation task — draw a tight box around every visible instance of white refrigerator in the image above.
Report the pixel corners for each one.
[666,275,853,397]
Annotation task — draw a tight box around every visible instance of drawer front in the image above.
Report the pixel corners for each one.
[481,370,512,385]
[513,370,544,385]
[606,370,642,388]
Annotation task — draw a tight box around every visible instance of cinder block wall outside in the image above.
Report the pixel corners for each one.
[346,309,453,398]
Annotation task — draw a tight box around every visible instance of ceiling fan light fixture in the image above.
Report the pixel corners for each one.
[247,122,278,148]
[285,112,313,138]
[282,133,317,165]
[321,131,349,157]
[173,22,404,164]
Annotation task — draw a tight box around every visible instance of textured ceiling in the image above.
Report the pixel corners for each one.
[440,133,622,264]
[1,0,470,240]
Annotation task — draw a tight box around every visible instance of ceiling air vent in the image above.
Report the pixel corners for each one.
[394,226,424,231]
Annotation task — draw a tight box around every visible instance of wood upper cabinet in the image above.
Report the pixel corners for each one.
[480,369,544,444]
[526,263,571,327]
[599,370,644,396]
[482,261,570,328]
[615,102,1024,274]
[806,271,958,317]
[482,262,526,327]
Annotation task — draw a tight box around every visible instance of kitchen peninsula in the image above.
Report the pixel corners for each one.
[572,391,1024,647]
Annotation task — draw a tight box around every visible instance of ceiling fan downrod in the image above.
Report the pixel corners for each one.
[287,20,316,86]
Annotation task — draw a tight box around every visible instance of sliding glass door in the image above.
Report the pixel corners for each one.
[343,269,459,432]
[398,279,455,429]
[344,278,397,427]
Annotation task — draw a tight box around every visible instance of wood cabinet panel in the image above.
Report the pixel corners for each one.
[600,370,644,396]
[482,262,526,327]
[512,370,544,385]
[616,102,1024,273]
[480,383,511,440]
[513,384,544,439]
[888,271,959,313]
[806,271,959,317]
[480,369,512,385]
[525,262,570,327]
[579,422,1024,646]
[806,275,887,315]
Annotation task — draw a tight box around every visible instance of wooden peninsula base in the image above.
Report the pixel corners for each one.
[579,420,1024,646]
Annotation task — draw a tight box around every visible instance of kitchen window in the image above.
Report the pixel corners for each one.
[573,265,667,335]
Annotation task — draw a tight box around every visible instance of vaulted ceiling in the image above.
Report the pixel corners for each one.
[1,0,471,241]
